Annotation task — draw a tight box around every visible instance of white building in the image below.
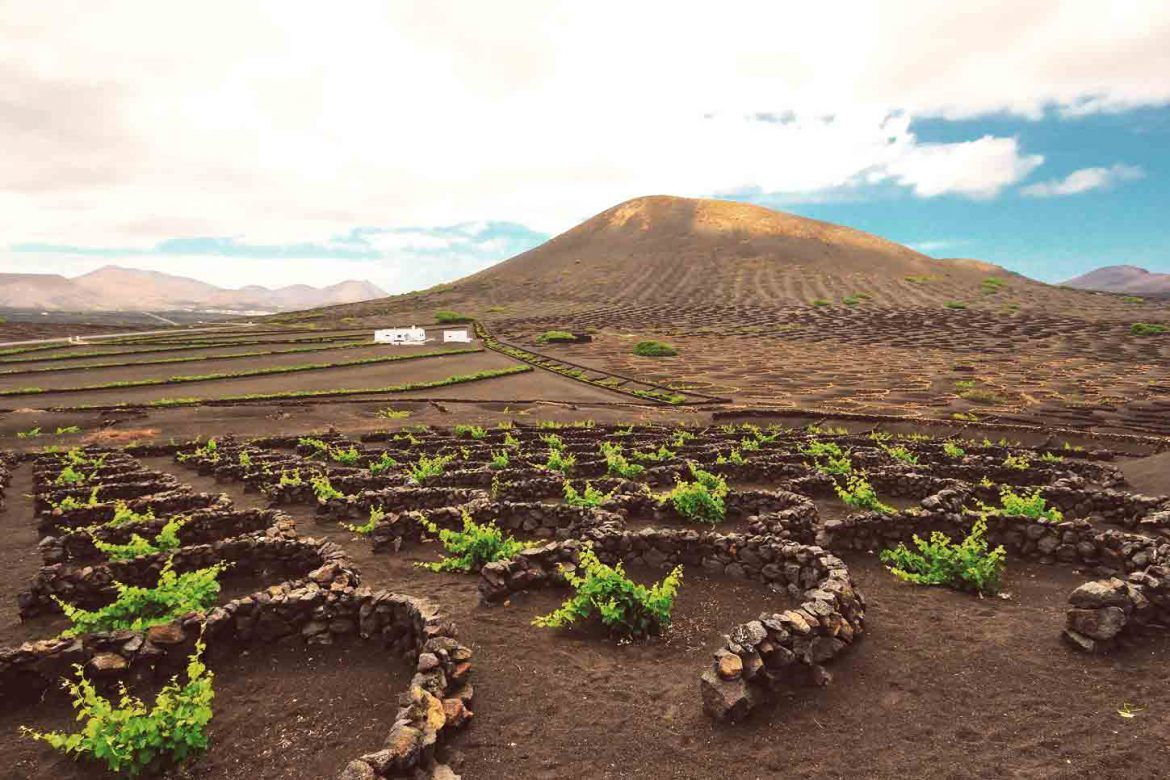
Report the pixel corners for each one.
[442,328,472,343]
[374,326,427,345]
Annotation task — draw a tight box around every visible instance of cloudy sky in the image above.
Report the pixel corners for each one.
[3,1,1169,292]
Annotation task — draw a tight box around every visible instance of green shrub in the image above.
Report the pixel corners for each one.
[1003,453,1031,470]
[435,310,472,324]
[489,449,510,470]
[1122,296,1144,304]
[834,474,894,513]
[958,388,1004,405]
[55,465,88,486]
[944,301,967,310]
[107,501,156,527]
[543,449,576,474]
[56,560,225,635]
[563,481,614,508]
[237,451,252,467]
[408,453,455,483]
[980,276,1008,294]
[310,475,345,501]
[942,441,966,458]
[92,517,187,561]
[454,424,486,439]
[880,516,1006,595]
[882,444,919,464]
[811,299,831,307]
[342,505,385,536]
[632,340,678,357]
[22,641,214,776]
[537,330,576,343]
[419,511,526,573]
[716,448,747,465]
[330,446,361,465]
[984,488,1062,521]
[377,408,412,419]
[1131,322,1167,336]
[600,441,644,479]
[55,425,82,435]
[368,451,399,475]
[534,545,681,638]
[662,465,728,524]
[632,444,675,463]
[17,427,42,439]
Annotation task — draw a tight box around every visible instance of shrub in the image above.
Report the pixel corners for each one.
[811,299,831,307]
[533,545,682,638]
[801,439,843,459]
[543,449,576,474]
[22,641,214,776]
[454,424,486,439]
[330,446,361,465]
[1131,322,1167,336]
[1003,453,1031,471]
[56,560,225,635]
[662,465,728,525]
[942,441,966,458]
[632,340,678,357]
[55,425,82,435]
[537,330,576,343]
[985,488,1063,521]
[310,475,345,501]
[278,469,303,487]
[563,481,613,508]
[55,465,88,486]
[342,505,386,536]
[489,449,510,470]
[980,276,1008,294]
[17,427,42,439]
[944,301,967,309]
[632,444,675,463]
[107,501,156,527]
[419,511,526,573]
[600,441,644,479]
[716,448,747,465]
[368,451,399,475]
[237,451,252,467]
[835,474,894,514]
[539,432,564,450]
[882,444,919,464]
[435,310,472,324]
[93,517,188,561]
[1038,451,1062,463]
[959,388,1004,405]
[377,408,411,419]
[880,516,1006,595]
[408,453,455,483]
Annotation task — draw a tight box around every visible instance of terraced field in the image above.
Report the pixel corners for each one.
[3,421,1168,778]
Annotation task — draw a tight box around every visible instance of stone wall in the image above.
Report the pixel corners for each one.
[477,527,865,722]
[1063,568,1170,653]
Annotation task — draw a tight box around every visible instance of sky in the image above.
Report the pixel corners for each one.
[2,1,1169,293]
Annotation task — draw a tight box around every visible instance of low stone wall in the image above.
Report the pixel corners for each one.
[33,474,186,516]
[19,536,352,617]
[478,528,865,722]
[35,490,230,535]
[39,507,297,565]
[0,574,473,779]
[1063,568,1170,653]
[316,485,486,522]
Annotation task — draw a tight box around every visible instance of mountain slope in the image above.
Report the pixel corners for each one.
[0,265,387,312]
[1063,265,1170,295]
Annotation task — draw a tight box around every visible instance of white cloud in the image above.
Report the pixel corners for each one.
[0,0,1167,272]
[1020,163,1145,197]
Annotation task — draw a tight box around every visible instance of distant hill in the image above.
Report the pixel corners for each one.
[0,265,386,313]
[1062,265,1170,295]
[311,195,1074,323]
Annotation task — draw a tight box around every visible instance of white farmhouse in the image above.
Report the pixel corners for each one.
[374,326,427,345]
[442,328,472,343]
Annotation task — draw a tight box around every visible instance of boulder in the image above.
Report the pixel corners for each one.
[700,668,755,722]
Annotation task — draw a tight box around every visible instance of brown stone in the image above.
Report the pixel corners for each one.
[86,652,128,676]
[699,668,755,722]
[145,622,186,645]
[715,650,743,680]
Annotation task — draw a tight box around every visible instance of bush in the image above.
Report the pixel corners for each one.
[342,505,386,536]
[93,516,188,561]
[22,641,214,776]
[834,474,894,513]
[984,488,1062,521]
[408,453,455,483]
[880,516,1006,595]
[563,481,613,508]
[537,330,576,343]
[435,310,472,324]
[944,301,967,309]
[533,545,682,638]
[56,560,225,635]
[489,449,510,470]
[662,465,728,524]
[368,451,399,475]
[419,511,526,572]
[811,299,832,307]
[454,424,487,439]
[1003,453,1031,470]
[882,444,919,464]
[942,441,966,458]
[1131,322,1167,336]
[600,441,644,479]
[632,340,678,357]
[310,475,345,501]
[542,449,576,474]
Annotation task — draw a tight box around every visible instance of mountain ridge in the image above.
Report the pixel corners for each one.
[0,265,387,313]
[1062,265,1170,295]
